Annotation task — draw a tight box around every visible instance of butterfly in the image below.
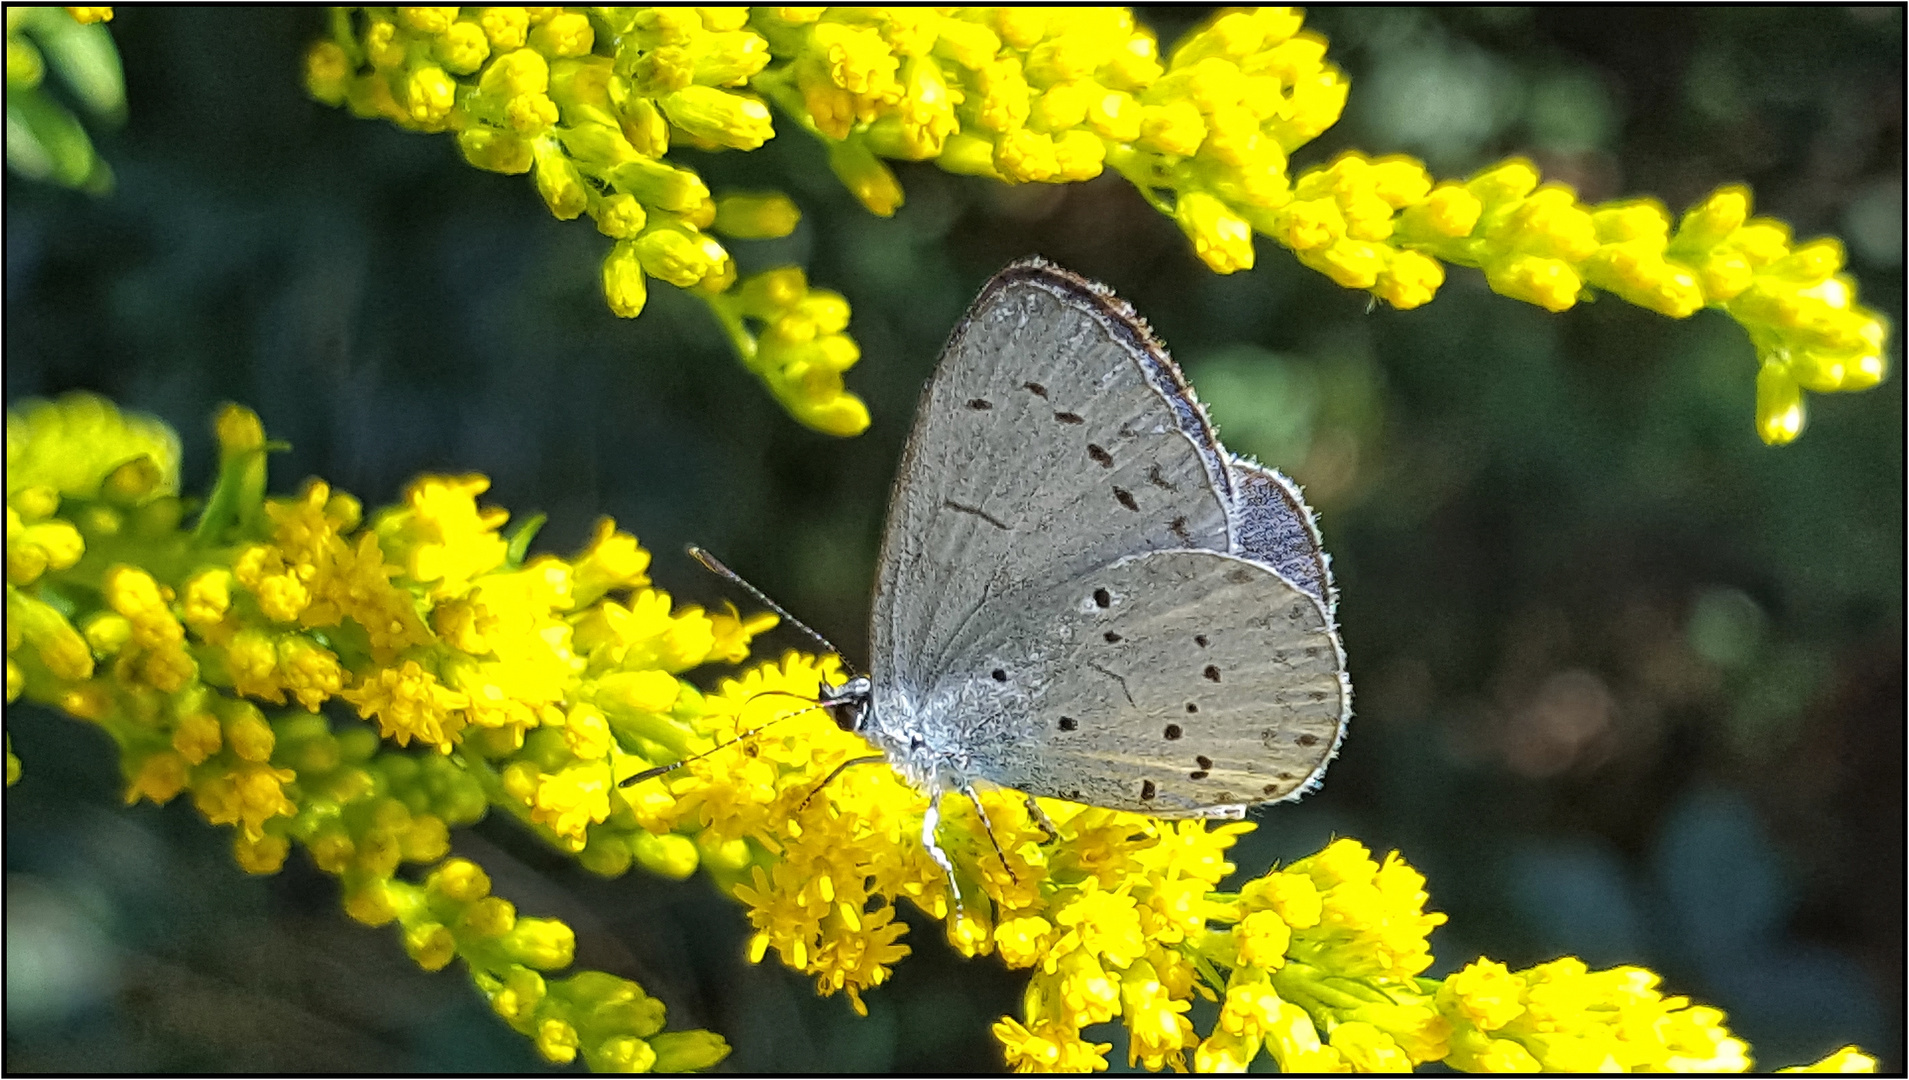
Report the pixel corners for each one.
[799,257,1352,889]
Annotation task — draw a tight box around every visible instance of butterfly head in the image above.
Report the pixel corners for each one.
[818,674,872,733]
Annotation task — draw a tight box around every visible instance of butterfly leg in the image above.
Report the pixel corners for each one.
[1022,792,1061,844]
[797,754,886,812]
[921,788,965,914]
[959,782,1018,885]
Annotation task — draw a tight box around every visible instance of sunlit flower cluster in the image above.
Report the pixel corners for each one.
[305,5,868,436]
[7,394,1878,1073]
[1288,157,1889,444]
[307,6,1888,446]
[6,393,735,1072]
[645,666,1868,1075]
[305,7,1886,444]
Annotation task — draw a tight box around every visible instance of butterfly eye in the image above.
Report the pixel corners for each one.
[825,700,865,732]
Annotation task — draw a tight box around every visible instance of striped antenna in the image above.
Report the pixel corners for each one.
[687,545,854,672]
[618,691,820,788]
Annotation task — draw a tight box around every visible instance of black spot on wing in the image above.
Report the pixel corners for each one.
[1024,381,1048,398]
[1140,779,1156,800]
[1088,444,1114,468]
[1163,724,1182,740]
[967,398,992,410]
[1113,486,1138,512]
[1055,411,1084,424]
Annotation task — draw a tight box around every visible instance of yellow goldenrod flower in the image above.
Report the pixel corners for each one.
[1781,1046,1882,1073]
[8,393,1877,1072]
[8,392,178,500]
[304,8,1888,444]
[1443,957,1526,1031]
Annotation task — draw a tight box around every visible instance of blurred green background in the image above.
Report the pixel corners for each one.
[6,6,1900,1073]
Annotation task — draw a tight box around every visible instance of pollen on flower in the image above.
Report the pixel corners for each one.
[233,831,291,875]
[377,475,511,597]
[126,750,189,805]
[1444,957,1526,1031]
[192,761,298,841]
[529,761,614,850]
[343,660,471,752]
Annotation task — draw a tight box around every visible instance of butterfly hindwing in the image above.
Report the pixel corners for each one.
[1228,456,1334,611]
[965,548,1347,815]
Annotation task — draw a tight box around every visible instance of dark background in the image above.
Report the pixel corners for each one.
[6,6,1901,1073]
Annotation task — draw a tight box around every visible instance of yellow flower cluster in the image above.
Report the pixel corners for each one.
[305,6,868,436]
[7,393,1878,1073]
[308,6,1890,446]
[705,266,861,436]
[1275,157,1889,445]
[1437,956,1748,1072]
[603,658,1870,1073]
[6,393,738,1072]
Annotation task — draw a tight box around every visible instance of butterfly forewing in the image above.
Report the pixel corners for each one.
[871,265,1233,696]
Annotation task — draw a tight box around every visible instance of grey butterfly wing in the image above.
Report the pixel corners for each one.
[870,261,1236,698]
[967,548,1347,815]
[1229,456,1335,612]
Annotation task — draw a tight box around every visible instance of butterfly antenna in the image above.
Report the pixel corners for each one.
[618,693,820,788]
[688,545,854,672]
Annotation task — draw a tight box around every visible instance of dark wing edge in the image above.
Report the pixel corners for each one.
[993,257,1240,514]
